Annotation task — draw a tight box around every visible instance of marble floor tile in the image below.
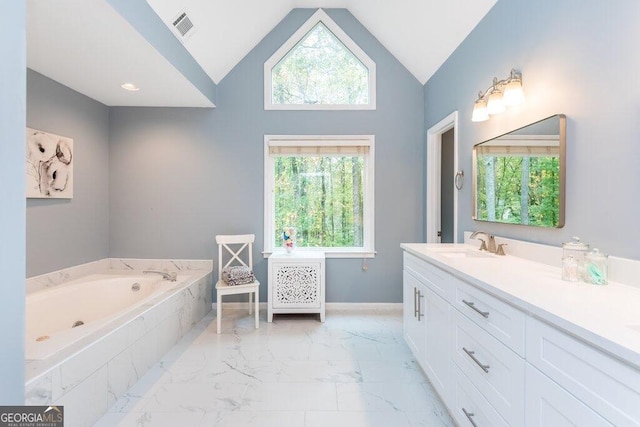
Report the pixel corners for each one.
[304,410,411,427]
[95,411,205,427]
[336,382,431,412]
[240,382,338,411]
[200,411,305,427]
[99,308,454,426]
[359,359,425,383]
[278,360,362,383]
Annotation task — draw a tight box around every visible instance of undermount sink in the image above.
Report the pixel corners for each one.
[430,246,494,259]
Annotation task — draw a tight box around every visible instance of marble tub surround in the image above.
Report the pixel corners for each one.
[96,308,454,427]
[24,259,213,427]
[27,258,213,294]
[402,241,640,369]
[108,258,214,273]
[26,259,109,294]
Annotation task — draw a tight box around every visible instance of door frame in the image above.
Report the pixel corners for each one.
[426,111,459,243]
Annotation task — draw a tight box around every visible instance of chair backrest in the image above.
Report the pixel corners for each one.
[216,234,255,281]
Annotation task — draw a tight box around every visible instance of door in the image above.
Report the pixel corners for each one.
[426,111,459,243]
[440,128,455,243]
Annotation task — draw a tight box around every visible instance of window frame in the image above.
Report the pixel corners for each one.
[263,135,376,258]
[264,9,376,111]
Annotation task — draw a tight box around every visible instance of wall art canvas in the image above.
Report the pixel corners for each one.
[26,128,74,198]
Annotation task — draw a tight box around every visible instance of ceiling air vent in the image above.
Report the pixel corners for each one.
[171,10,196,41]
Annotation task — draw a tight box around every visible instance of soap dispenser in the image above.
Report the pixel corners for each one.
[562,237,589,282]
[584,248,608,285]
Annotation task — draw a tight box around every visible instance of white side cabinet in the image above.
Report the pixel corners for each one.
[268,252,325,322]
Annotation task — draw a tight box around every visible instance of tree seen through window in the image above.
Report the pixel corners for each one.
[271,22,369,105]
[274,156,364,248]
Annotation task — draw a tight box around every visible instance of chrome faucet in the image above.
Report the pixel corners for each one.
[469,231,497,253]
[143,270,177,281]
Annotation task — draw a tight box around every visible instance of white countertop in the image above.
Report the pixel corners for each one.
[401,243,640,370]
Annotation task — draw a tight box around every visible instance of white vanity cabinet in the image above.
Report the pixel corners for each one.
[525,317,640,426]
[401,244,640,427]
[403,253,453,407]
[403,251,524,425]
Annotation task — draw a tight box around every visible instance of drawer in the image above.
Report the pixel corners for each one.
[525,364,613,427]
[453,277,525,355]
[453,367,509,427]
[404,252,453,302]
[453,309,525,426]
[526,317,640,426]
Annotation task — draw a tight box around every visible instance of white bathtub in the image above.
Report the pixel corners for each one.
[26,273,177,360]
[24,259,213,426]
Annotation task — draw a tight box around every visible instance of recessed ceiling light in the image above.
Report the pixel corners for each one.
[120,83,139,92]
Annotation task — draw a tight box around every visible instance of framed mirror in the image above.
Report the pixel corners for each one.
[472,114,566,228]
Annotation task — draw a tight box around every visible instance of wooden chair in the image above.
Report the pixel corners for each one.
[215,234,260,334]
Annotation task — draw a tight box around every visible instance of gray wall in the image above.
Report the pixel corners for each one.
[27,70,110,277]
[109,8,424,302]
[425,0,640,259]
[0,1,26,403]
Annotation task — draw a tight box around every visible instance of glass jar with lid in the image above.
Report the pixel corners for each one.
[562,237,589,282]
[584,248,608,285]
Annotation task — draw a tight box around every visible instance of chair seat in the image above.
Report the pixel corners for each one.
[215,279,260,296]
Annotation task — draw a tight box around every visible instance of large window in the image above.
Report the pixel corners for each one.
[264,9,376,110]
[264,135,375,257]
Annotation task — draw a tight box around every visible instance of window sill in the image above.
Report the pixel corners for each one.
[263,248,376,259]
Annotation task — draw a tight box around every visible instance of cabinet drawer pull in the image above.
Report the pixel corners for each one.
[462,299,489,318]
[417,291,424,321]
[463,347,490,373]
[462,408,478,427]
[414,287,418,318]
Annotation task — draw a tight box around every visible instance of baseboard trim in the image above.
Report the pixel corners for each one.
[213,302,402,311]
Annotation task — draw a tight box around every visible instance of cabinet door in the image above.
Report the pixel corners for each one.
[525,364,613,427]
[526,317,640,426]
[403,271,426,364]
[271,261,321,308]
[422,284,452,406]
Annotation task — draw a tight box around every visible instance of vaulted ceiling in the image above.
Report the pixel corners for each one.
[26,0,496,107]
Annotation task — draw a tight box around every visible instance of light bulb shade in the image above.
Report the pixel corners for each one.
[472,98,489,122]
[487,89,505,115]
[503,80,525,106]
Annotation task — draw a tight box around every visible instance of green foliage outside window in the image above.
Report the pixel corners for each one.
[274,156,364,248]
[271,23,369,105]
[476,155,560,227]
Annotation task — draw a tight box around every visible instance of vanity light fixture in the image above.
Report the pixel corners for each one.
[120,82,139,92]
[472,69,524,122]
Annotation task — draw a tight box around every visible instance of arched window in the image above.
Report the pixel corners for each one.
[264,9,376,110]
